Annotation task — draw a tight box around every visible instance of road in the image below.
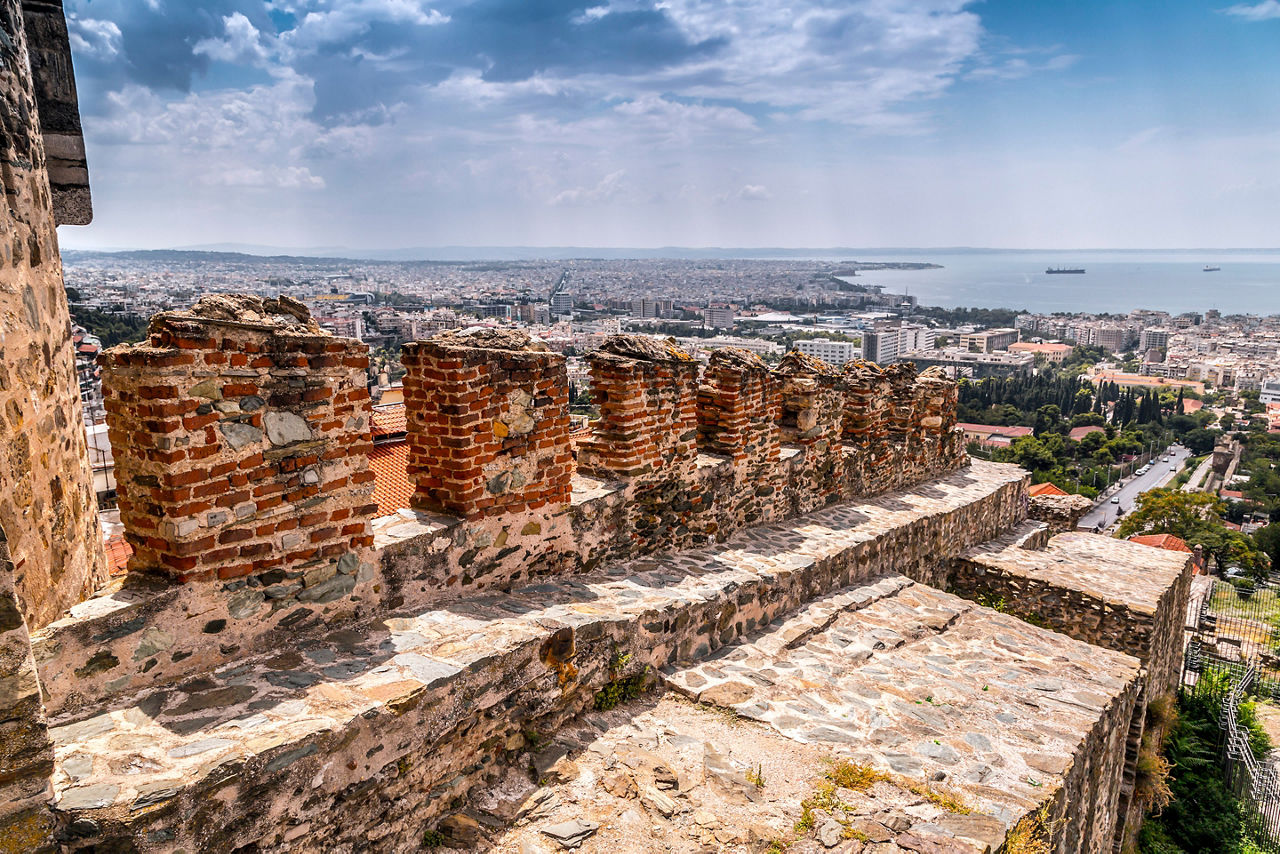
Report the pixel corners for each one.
[1078,445,1194,531]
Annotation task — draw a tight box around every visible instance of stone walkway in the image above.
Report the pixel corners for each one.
[663,576,1141,831]
[45,461,1033,851]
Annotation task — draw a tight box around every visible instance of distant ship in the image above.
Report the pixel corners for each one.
[1203,265,1221,272]
[1046,267,1085,274]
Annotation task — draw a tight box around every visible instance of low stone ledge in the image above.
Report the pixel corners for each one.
[662,576,1145,852]
[948,530,1194,700]
[46,462,1029,851]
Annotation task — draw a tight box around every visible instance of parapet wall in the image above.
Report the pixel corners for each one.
[402,329,572,517]
[99,295,375,587]
[37,329,970,720]
[0,0,105,633]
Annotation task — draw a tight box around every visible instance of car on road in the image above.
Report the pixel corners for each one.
[1170,465,1176,471]
[1111,497,1121,504]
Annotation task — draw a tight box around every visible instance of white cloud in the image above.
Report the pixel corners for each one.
[67,16,122,59]
[201,165,326,189]
[736,184,771,201]
[194,13,272,66]
[1221,1,1280,20]
[283,0,448,55]
[549,170,627,206]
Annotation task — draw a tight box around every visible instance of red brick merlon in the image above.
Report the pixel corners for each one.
[99,295,376,588]
[696,346,780,466]
[776,349,844,447]
[577,334,700,481]
[401,329,573,519]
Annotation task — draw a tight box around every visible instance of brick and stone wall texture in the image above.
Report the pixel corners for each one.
[696,347,781,526]
[0,524,56,854]
[0,0,105,630]
[776,350,845,515]
[99,295,376,591]
[402,329,572,519]
[576,334,700,482]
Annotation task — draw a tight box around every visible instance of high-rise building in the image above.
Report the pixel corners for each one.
[550,290,573,317]
[704,306,734,329]
[1139,328,1171,352]
[863,323,901,364]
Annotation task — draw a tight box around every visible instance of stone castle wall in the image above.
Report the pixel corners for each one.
[0,0,105,633]
[34,332,973,719]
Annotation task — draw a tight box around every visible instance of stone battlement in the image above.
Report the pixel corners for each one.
[0,2,1199,848]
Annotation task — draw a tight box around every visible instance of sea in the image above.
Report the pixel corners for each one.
[830,249,1280,316]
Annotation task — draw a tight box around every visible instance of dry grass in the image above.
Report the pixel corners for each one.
[825,759,892,791]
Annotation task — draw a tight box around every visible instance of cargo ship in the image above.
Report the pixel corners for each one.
[1203,265,1221,272]
[1045,267,1085,274]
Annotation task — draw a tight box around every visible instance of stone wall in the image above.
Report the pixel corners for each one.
[99,295,376,587]
[43,462,1033,852]
[0,524,56,854]
[0,0,105,631]
[402,329,572,518]
[948,531,1194,701]
[776,350,845,515]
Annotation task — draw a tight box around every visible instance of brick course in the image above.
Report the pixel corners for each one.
[402,330,572,518]
[100,295,375,594]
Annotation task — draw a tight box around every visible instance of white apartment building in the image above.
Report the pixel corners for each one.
[1139,328,1171,352]
[794,338,861,366]
[704,306,735,329]
[1261,377,1280,405]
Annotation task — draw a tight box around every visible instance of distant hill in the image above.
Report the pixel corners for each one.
[61,245,980,264]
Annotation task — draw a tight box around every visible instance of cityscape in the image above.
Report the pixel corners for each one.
[3,1,1280,853]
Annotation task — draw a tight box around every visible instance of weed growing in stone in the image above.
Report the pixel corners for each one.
[593,666,649,711]
[1004,804,1054,854]
[825,759,891,791]
[747,762,767,789]
[905,782,973,814]
[422,829,447,848]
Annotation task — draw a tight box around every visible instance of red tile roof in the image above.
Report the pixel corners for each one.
[369,440,412,516]
[370,403,407,438]
[1068,426,1104,441]
[1028,482,1069,497]
[1127,533,1193,554]
[104,534,132,577]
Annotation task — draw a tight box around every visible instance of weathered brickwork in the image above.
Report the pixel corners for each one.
[99,295,376,588]
[775,350,845,514]
[696,347,781,526]
[576,334,700,481]
[402,329,572,518]
[0,0,105,631]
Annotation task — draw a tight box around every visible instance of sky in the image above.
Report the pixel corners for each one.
[58,0,1280,252]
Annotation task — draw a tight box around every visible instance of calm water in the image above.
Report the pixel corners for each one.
[834,250,1280,315]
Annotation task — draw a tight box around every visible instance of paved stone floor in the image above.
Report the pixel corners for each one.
[474,694,1006,854]
[47,462,1027,825]
[463,575,1142,853]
